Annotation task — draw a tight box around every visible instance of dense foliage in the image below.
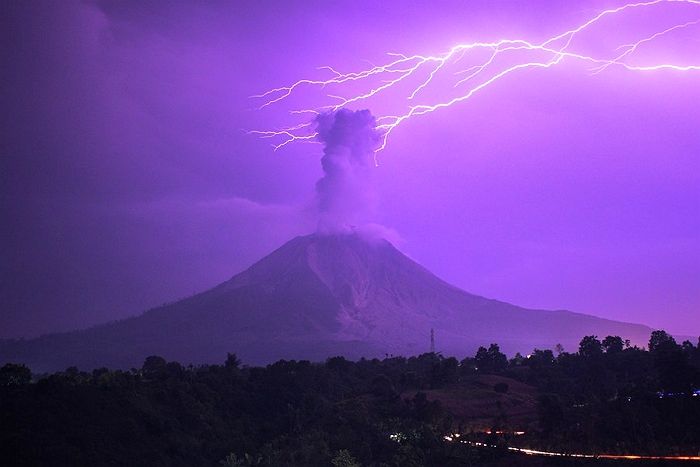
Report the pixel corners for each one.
[505,331,700,456]
[1,331,699,466]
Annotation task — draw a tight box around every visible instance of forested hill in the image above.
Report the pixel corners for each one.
[1,331,699,467]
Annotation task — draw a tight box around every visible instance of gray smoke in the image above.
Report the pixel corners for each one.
[315,109,381,233]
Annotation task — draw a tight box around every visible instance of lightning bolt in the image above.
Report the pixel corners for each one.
[249,0,700,154]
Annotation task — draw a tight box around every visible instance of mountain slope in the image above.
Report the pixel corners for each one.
[0,233,654,372]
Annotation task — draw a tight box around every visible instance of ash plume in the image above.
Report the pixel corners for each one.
[314,109,381,233]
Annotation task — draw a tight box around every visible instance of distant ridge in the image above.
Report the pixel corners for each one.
[1,232,657,372]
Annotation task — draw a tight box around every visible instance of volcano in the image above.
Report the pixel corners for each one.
[1,232,654,372]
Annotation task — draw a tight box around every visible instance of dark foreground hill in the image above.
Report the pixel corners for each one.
[2,340,699,466]
[1,232,655,372]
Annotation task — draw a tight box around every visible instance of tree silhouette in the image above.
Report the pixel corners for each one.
[578,335,603,358]
[602,336,624,354]
[475,344,507,373]
[0,363,30,386]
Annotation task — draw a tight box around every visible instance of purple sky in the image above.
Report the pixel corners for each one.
[2,0,699,339]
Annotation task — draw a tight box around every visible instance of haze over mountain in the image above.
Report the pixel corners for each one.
[0,231,656,373]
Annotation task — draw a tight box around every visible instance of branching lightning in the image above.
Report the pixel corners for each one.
[249,0,700,153]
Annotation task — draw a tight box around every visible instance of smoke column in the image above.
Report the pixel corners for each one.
[314,109,381,233]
